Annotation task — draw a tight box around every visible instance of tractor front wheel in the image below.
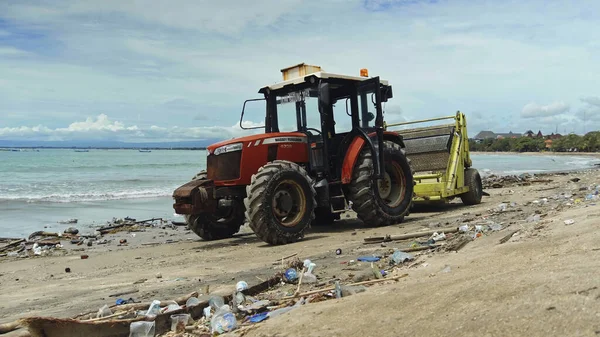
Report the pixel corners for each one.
[245,160,316,245]
[460,168,483,205]
[347,141,414,226]
[184,171,244,241]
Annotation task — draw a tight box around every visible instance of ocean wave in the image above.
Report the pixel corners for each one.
[0,188,175,203]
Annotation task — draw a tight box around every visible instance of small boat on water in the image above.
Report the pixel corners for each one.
[74,149,89,152]
[138,149,152,152]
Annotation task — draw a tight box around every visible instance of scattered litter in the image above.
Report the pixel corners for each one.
[185,297,200,307]
[170,314,190,333]
[430,232,446,242]
[145,300,161,318]
[236,280,248,292]
[441,265,452,273]
[129,321,155,337]
[564,219,575,225]
[357,256,380,262]
[211,304,237,334]
[335,248,342,255]
[284,268,298,282]
[390,250,414,265]
[96,304,112,318]
[248,312,269,323]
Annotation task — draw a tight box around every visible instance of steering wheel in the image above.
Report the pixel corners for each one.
[306,128,321,135]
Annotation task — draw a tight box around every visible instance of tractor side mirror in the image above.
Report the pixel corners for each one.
[318,83,330,114]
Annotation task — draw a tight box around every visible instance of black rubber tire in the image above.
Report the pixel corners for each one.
[311,207,341,226]
[346,141,414,226]
[244,160,316,245]
[184,171,244,241]
[460,168,483,205]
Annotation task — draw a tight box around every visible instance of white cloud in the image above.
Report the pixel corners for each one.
[0,114,262,142]
[521,102,570,118]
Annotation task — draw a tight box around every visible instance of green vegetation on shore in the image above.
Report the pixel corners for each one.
[470,132,600,153]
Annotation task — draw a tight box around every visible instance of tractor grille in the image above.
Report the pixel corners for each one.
[207,151,242,181]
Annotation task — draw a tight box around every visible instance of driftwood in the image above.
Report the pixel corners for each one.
[282,273,409,300]
[364,227,459,244]
[0,320,21,334]
[2,329,31,337]
[98,218,164,234]
[74,292,198,320]
[0,239,25,253]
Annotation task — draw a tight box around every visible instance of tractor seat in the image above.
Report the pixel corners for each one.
[395,124,455,173]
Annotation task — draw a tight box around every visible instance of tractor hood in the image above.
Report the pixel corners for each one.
[206,132,307,155]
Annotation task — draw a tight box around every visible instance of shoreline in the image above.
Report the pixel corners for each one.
[473,151,600,157]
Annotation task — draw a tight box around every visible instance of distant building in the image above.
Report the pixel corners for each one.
[473,131,519,140]
[473,131,496,140]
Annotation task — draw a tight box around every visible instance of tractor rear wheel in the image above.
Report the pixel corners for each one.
[245,160,316,245]
[460,168,483,205]
[347,141,413,226]
[184,171,244,241]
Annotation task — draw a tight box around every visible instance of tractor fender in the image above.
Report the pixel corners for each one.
[340,131,405,184]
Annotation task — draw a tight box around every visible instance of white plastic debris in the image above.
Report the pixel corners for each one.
[564,219,575,225]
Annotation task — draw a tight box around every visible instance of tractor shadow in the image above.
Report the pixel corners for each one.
[307,215,420,234]
[192,232,329,250]
[410,203,467,214]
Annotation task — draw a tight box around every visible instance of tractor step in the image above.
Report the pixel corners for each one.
[329,181,347,213]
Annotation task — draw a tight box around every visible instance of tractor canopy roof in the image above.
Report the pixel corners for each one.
[258,71,390,95]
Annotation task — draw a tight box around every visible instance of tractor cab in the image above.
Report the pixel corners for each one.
[242,64,394,182]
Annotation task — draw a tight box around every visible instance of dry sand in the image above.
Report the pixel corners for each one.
[1,169,600,336]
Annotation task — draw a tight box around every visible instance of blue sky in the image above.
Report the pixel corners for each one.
[0,0,599,142]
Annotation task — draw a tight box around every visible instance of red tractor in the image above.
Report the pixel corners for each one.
[173,64,414,245]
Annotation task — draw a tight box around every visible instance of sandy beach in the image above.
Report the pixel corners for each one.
[1,169,600,336]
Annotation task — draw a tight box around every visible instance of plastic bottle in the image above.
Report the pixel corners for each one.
[302,272,317,284]
[209,296,225,311]
[145,300,161,317]
[210,305,237,334]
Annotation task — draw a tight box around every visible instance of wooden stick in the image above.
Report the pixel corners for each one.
[293,268,306,297]
[401,245,441,252]
[364,228,459,243]
[282,274,409,300]
[81,310,133,322]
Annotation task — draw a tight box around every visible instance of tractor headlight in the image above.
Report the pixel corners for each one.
[213,143,243,156]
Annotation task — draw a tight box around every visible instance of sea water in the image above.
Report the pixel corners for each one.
[0,149,598,237]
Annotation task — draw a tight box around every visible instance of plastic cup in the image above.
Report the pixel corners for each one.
[170,314,190,332]
[186,297,200,307]
[129,321,155,337]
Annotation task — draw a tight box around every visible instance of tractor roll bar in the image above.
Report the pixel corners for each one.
[384,115,455,129]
